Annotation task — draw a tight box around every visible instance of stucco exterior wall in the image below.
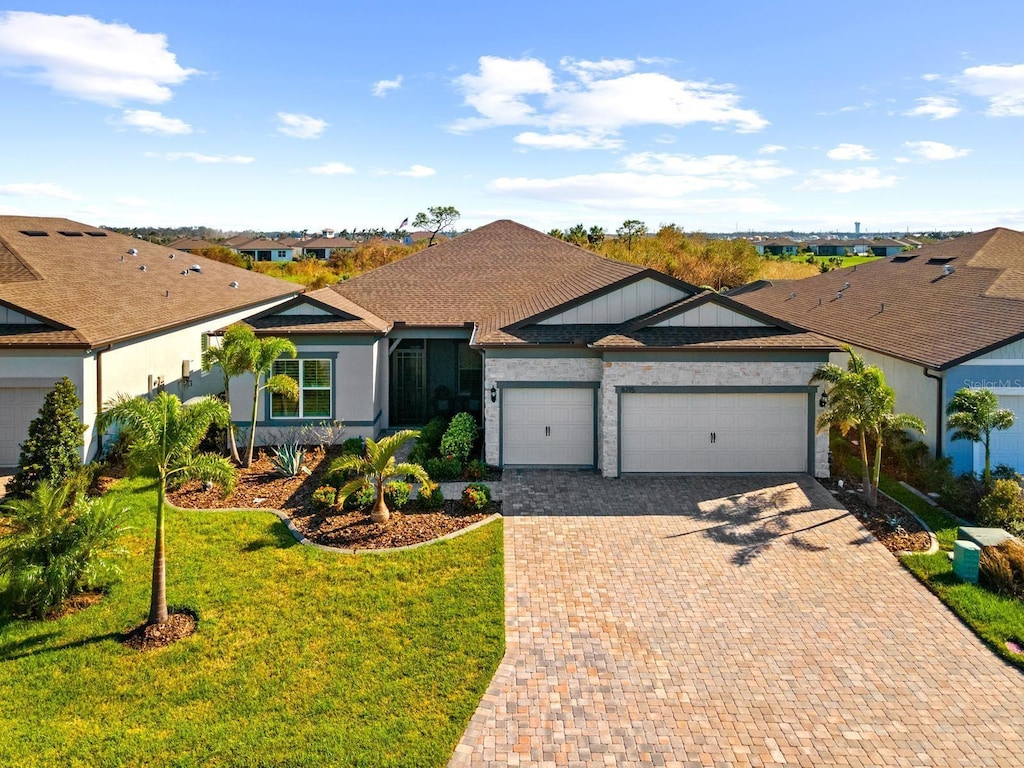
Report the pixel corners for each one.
[944,359,1024,474]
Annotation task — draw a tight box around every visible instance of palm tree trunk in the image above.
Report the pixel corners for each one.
[149,478,169,625]
[246,382,259,468]
[858,427,872,504]
[869,437,883,508]
[222,373,241,465]
[370,477,390,523]
[983,436,992,488]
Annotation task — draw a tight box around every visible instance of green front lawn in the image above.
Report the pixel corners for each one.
[838,255,882,268]
[0,479,504,768]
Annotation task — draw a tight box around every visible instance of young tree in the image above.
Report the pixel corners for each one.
[201,323,252,464]
[412,205,460,246]
[566,223,588,246]
[616,220,647,252]
[99,393,235,626]
[8,377,86,499]
[236,330,298,468]
[812,346,925,507]
[946,387,1016,487]
[329,430,430,523]
[587,225,605,246]
[547,228,565,240]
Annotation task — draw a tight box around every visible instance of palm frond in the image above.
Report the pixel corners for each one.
[265,374,299,399]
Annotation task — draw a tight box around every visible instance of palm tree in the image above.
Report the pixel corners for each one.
[201,323,251,464]
[99,392,236,626]
[946,387,1016,488]
[813,346,926,507]
[329,430,430,523]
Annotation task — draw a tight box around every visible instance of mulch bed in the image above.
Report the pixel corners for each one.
[165,448,499,550]
[121,610,198,651]
[822,475,932,553]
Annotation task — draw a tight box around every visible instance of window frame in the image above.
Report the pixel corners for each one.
[457,343,483,397]
[270,358,333,420]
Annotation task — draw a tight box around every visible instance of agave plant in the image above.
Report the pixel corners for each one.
[270,443,306,477]
[328,430,430,523]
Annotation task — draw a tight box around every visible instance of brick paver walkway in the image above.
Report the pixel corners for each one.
[450,471,1024,767]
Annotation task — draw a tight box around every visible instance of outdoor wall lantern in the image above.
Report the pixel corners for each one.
[490,384,497,403]
[819,391,828,409]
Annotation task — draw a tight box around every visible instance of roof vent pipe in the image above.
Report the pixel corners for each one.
[128,248,138,256]
[943,264,956,276]
[139,265,146,272]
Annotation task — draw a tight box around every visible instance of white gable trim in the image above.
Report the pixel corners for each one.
[652,302,768,328]
[537,277,689,325]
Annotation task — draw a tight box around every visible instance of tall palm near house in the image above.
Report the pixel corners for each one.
[813,346,926,507]
[99,392,236,626]
[201,323,252,464]
[226,326,298,468]
[946,387,1016,488]
[329,430,430,523]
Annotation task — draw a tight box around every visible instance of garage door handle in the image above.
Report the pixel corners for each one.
[710,432,716,444]
[545,426,550,437]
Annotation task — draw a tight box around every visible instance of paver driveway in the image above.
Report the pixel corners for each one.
[450,471,1024,768]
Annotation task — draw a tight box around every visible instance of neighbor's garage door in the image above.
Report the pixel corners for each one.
[620,392,808,473]
[0,387,49,466]
[502,387,595,466]
[978,394,1024,474]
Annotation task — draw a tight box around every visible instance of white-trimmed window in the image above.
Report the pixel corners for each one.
[271,359,332,418]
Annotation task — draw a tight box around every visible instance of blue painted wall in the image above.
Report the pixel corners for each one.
[943,363,1024,475]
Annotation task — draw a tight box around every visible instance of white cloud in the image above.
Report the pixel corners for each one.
[373,75,402,97]
[758,144,787,155]
[396,164,435,178]
[621,152,793,184]
[797,168,899,193]
[922,73,942,82]
[308,162,356,175]
[959,63,1024,116]
[514,131,623,150]
[145,151,254,164]
[120,108,192,134]
[903,140,971,160]
[276,112,328,139]
[0,182,81,200]
[826,143,876,161]
[904,96,960,120]
[450,55,767,139]
[0,11,197,105]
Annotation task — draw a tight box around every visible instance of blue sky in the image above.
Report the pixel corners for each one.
[1,1,1023,233]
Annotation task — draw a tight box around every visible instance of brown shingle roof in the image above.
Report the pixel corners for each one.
[167,237,218,251]
[331,220,648,332]
[0,216,298,348]
[235,238,293,250]
[0,234,38,283]
[734,227,1024,369]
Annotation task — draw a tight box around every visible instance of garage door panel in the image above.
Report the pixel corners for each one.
[621,391,807,474]
[0,387,50,466]
[503,387,595,466]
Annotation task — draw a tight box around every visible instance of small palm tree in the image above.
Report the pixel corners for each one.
[813,346,925,507]
[201,323,252,464]
[329,430,429,523]
[947,387,1016,488]
[99,392,236,626]
[240,333,298,468]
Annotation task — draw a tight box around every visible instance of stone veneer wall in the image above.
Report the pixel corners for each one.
[483,354,829,478]
[483,356,603,466]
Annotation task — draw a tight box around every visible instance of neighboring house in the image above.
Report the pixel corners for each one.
[869,238,912,257]
[230,220,837,477]
[402,231,449,246]
[753,237,800,257]
[298,236,358,259]
[235,238,298,263]
[809,238,872,256]
[167,236,220,252]
[0,216,299,466]
[735,227,1024,475]
[222,234,255,248]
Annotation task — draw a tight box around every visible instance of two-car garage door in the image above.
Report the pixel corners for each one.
[620,391,809,473]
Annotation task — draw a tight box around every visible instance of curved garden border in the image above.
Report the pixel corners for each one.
[877,489,939,556]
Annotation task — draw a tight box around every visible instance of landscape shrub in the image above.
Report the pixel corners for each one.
[881,430,935,489]
[340,437,365,456]
[409,417,446,465]
[384,481,411,511]
[0,481,129,618]
[978,479,1024,536]
[980,540,1024,601]
[342,483,376,511]
[938,471,985,520]
[440,412,477,464]
[8,377,87,499]
[270,443,306,477]
[462,482,492,511]
[311,485,336,511]
[462,459,487,481]
[417,482,445,510]
[425,456,462,482]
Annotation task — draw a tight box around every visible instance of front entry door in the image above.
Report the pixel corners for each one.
[392,346,426,424]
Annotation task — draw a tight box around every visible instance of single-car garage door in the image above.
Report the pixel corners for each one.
[0,387,49,466]
[502,387,595,466]
[620,391,808,473]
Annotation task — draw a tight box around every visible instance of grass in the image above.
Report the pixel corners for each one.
[0,478,504,768]
[838,255,882,267]
[839,454,1024,670]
